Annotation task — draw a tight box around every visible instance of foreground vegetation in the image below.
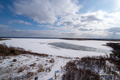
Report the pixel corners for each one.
[0,43,49,60]
[62,42,120,80]
[0,38,10,41]
[0,43,51,80]
[1,41,120,80]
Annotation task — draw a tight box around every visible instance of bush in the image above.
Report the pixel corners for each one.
[6,53,11,56]
[49,58,55,63]
[37,64,43,72]
[13,59,17,62]
[10,49,15,54]
[18,66,26,73]
[13,52,19,55]
[26,72,34,78]
[10,64,13,67]
[62,67,100,80]
[29,63,36,67]
[62,56,108,80]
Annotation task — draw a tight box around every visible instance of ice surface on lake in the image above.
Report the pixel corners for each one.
[49,42,110,53]
[0,38,113,57]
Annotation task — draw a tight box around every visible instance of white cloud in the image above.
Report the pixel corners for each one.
[12,0,82,24]
[8,0,120,38]
[116,6,120,10]
[9,20,32,25]
[12,0,119,30]
[60,10,120,32]
[24,22,32,25]
[0,24,9,27]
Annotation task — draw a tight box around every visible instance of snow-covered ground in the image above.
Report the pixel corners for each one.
[0,54,52,79]
[0,38,113,57]
[0,53,70,80]
[0,38,117,80]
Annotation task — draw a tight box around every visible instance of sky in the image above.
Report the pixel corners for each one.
[0,0,120,39]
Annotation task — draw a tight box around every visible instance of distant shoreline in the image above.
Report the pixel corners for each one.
[0,37,120,41]
[61,38,120,41]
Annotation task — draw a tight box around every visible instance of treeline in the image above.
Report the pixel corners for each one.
[61,38,120,41]
[0,38,10,41]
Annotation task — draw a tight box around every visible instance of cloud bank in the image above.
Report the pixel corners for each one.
[1,0,120,39]
[12,0,81,24]
[1,28,120,39]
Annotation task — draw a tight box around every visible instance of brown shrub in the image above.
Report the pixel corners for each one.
[26,72,34,78]
[10,64,13,67]
[13,59,17,62]
[37,64,43,72]
[62,56,109,80]
[18,66,26,73]
[49,58,55,63]
[62,67,100,80]
[29,63,36,67]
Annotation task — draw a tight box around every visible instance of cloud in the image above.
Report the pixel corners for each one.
[116,6,120,10]
[9,20,32,25]
[63,21,73,26]
[7,0,120,39]
[0,29,81,38]
[0,29,61,37]
[61,10,120,31]
[0,28,120,39]
[81,15,102,22]
[79,28,92,31]
[11,0,119,30]
[50,10,106,31]
[106,27,120,32]
[11,0,82,24]
[0,24,9,27]
[0,4,4,12]
[104,27,120,39]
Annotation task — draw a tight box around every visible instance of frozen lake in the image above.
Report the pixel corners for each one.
[49,42,110,53]
[0,38,114,57]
